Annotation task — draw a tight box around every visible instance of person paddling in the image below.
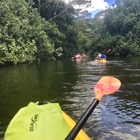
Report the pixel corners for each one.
[75,53,82,59]
[97,52,106,60]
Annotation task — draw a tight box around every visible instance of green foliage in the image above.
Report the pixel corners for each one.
[33,0,79,57]
[0,40,37,64]
[85,0,140,57]
[1,0,140,65]
[0,0,66,64]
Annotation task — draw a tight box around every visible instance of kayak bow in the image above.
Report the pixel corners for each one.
[62,111,90,140]
[4,102,90,140]
[95,59,106,63]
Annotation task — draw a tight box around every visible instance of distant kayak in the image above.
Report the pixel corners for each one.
[71,56,81,59]
[71,55,88,61]
[4,102,90,140]
[95,58,106,63]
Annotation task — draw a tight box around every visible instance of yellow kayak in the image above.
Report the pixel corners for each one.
[95,58,106,63]
[62,111,90,140]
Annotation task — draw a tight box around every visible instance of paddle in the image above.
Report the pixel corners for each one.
[102,48,111,54]
[93,48,111,61]
[65,76,121,140]
[106,48,111,53]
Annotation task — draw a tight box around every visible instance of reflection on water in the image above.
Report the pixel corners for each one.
[0,57,140,140]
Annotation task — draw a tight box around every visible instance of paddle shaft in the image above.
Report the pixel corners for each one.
[65,98,99,140]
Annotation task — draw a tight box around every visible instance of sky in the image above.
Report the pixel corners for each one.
[90,0,116,18]
[105,0,115,6]
[65,0,116,18]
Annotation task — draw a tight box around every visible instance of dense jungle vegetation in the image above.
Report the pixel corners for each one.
[0,0,140,65]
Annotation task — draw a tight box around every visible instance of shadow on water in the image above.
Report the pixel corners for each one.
[0,57,140,140]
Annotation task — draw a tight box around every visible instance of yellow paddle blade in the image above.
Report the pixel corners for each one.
[94,76,121,100]
[106,48,111,53]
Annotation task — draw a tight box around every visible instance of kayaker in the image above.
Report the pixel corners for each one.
[75,53,82,59]
[97,52,106,60]
[81,53,86,57]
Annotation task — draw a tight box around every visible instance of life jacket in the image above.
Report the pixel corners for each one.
[101,54,106,58]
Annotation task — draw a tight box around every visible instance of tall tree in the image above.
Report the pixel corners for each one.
[0,0,65,64]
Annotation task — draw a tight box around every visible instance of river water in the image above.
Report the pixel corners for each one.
[0,57,140,140]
